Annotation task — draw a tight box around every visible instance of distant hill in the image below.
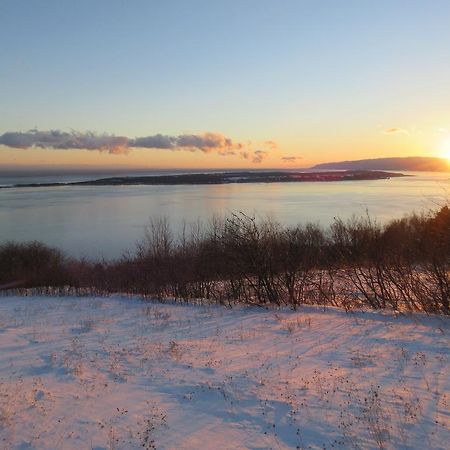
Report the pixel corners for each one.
[312,156,450,172]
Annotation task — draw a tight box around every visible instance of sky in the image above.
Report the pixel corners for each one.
[1,0,450,170]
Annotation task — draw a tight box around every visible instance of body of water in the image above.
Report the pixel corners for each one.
[0,171,448,259]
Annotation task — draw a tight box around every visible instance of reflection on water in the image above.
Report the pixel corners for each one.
[0,172,448,259]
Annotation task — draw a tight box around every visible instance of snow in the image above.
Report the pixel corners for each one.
[0,295,449,449]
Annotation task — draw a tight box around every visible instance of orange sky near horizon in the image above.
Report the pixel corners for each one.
[1,123,449,171]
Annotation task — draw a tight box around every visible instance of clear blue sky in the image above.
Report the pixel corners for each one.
[1,0,450,168]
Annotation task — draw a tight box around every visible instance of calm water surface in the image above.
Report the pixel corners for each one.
[0,172,448,259]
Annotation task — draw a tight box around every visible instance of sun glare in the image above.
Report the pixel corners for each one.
[439,137,450,160]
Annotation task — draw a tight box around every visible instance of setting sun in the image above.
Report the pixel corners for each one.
[439,137,450,160]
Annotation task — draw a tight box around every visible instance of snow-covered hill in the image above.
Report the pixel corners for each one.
[0,295,448,449]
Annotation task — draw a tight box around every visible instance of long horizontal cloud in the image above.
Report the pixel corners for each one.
[131,132,243,153]
[0,129,272,162]
[281,156,302,164]
[382,127,408,135]
[0,130,130,154]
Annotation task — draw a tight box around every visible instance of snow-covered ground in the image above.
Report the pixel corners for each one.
[0,295,448,450]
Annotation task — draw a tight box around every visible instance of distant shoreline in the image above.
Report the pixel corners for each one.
[1,170,407,188]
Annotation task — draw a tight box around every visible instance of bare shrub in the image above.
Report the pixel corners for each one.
[0,241,72,289]
[3,205,449,315]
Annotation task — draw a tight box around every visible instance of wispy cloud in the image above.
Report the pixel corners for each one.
[0,129,275,163]
[382,127,408,135]
[252,150,268,164]
[264,140,278,150]
[281,156,302,164]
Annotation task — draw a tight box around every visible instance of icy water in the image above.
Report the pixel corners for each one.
[0,171,448,259]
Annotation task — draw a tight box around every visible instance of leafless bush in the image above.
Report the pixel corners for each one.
[2,206,449,314]
[0,241,72,289]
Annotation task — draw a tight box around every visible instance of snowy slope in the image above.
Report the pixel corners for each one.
[0,295,448,449]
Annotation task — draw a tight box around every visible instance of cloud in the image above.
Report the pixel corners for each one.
[130,134,175,149]
[130,132,242,153]
[382,127,408,135]
[281,156,302,164]
[0,129,275,163]
[252,150,268,164]
[264,140,278,150]
[0,130,129,154]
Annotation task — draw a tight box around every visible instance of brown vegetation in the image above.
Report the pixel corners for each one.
[1,206,449,314]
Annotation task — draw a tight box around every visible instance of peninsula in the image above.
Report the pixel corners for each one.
[4,170,406,188]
